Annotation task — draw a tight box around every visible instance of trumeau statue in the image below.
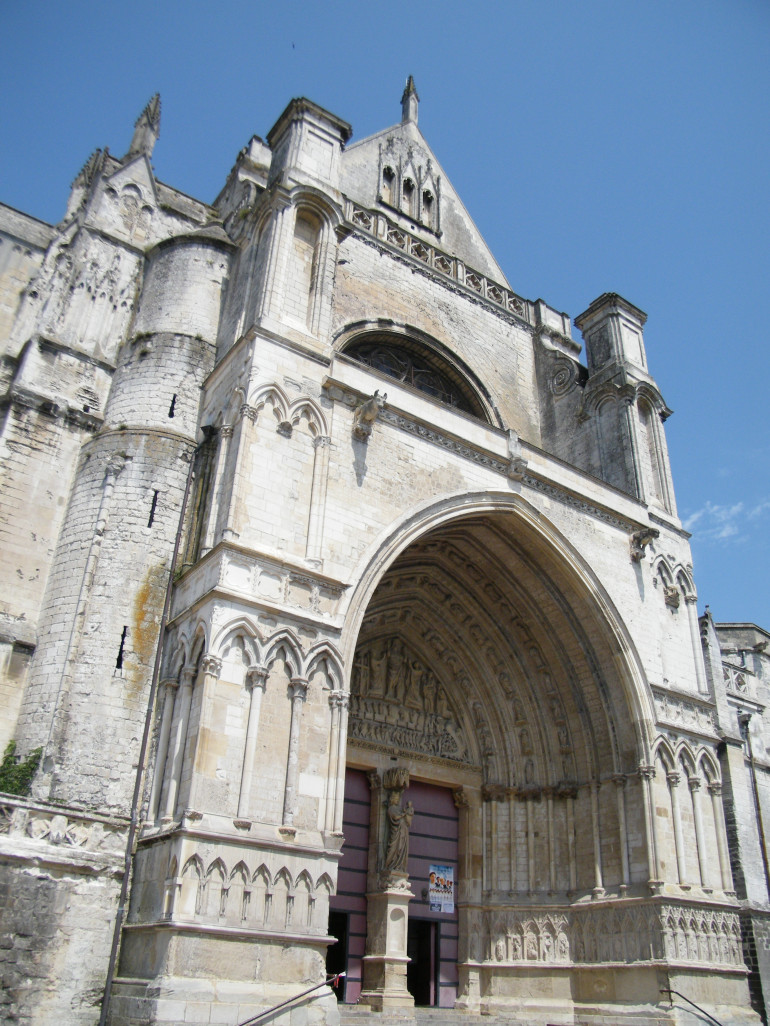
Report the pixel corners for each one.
[383,791,414,873]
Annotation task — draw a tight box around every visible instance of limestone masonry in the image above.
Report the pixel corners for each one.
[1,82,769,1026]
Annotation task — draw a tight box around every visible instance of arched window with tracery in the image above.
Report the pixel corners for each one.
[342,332,492,422]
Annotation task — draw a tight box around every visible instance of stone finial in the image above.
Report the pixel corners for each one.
[125,93,161,161]
[401,75,419,125]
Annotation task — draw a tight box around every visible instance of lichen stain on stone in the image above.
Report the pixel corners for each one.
[126,562,167,704]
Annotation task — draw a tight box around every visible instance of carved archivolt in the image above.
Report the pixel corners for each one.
[349,636,470,763]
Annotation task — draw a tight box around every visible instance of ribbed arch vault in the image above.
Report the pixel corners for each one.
[349,508,649,788]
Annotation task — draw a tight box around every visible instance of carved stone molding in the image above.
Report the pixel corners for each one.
[478,901,743,969]
[651,686,718,737]
[350,636,470,763]
[0,797,128,861]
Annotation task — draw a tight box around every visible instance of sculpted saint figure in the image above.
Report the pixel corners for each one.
[383,792,414,873]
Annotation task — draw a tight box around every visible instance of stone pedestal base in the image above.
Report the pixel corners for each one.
[359,877,414,1010]
[455,964,481,1011]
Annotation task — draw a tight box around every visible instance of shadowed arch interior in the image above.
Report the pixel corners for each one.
[351,511,644,793]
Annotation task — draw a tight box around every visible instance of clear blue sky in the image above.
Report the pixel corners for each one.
[3,0,769,628]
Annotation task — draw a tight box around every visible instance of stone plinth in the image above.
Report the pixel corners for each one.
[359,874,414,1010]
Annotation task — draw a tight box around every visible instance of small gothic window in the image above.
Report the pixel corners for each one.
[422,190,434,227]
[382,166,395,206]
[402,178,415,218]
[343,333,488,420]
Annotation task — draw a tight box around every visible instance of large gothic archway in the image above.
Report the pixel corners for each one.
[333,497,662,1015]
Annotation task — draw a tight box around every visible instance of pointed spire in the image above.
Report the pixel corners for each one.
[124,93,161,161]
[401,75,419,125]
[71,148,106,189]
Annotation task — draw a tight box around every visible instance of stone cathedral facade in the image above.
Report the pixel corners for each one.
[1,83,770,1026]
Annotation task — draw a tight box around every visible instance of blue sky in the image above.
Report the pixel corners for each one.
[3,0,769,628]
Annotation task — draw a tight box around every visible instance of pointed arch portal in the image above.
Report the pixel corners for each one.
[332,500,662,1011]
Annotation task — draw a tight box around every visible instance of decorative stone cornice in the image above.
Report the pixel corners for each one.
[345,201,530,325]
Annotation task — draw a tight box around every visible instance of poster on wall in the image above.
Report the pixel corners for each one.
[428,865,454,913]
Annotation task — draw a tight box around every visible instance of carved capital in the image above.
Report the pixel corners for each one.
[201,653,222,678]
[180,667,197,688]
[366,770,382,791]
[612,774,627,789]
[666,771,681,788]
[329,690,349,711]
[220,425,234,439]
[638,764,656,781]
[482,783,507,803]
[160,677,178,692]
[708,781,722,797]
[688,776,701,793]
[246,664,268,690]
[453,787,469,809]
[288,677,309,702]
[314,435,332,449]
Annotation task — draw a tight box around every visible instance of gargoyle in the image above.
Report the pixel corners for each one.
[353,390,387,442]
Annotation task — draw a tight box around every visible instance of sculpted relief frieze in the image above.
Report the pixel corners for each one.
[349,637,471,763]
[651,685,717,736]
[472,903,743,969]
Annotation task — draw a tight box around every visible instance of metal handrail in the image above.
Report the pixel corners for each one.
[660,987,725,1026]
[236,972,345,1026]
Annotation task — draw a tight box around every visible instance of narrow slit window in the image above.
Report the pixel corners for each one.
[116,626,128,670]
[168,394,177,418]
[147,490,159,527]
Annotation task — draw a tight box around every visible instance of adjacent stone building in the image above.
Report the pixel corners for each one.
[1,82,769,1026]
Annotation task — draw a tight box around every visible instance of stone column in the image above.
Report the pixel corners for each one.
[332,692,349,834]
[163,667,195,822]
[148,679,177,822]
[689,776,709,888]
[306,435,331,564]
[282,677,308,827]
[621,388,645,501]
[187,654,222,806]
[222,405,257,542]
[546,788,556,893]
[237,665,268,820]
[685,595,708,694]
[639,764,662,890]
[324,690,342,833]
[254,197,295,324]
[200,426,231,555]
[614,775,631,891]
[482,784,506,892]
[507,787,516,891]
[709,782,735,892]
[590,781,605,898]
[668,771,688,886]
[565,788,577,892]
[453,789,481,1010]
[360,767,414,1011]
[526,793,536,893]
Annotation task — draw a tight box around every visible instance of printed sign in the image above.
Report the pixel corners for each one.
[428,864,454,913]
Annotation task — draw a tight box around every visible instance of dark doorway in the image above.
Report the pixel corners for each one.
[326,910,348,1002]
[407,919,437,1006]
